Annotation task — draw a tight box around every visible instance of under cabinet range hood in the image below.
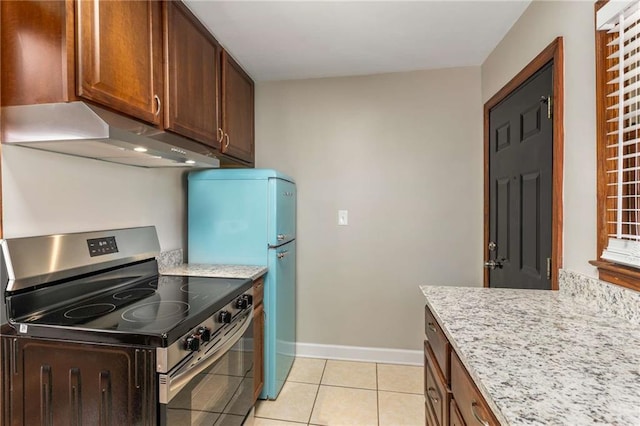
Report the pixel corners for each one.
[1,102,220,168]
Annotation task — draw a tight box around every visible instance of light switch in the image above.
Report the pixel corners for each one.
[338,210,348,226]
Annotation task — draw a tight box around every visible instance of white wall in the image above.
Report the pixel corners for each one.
[482,0,597,277]
[256,67,483,351]
[2,145,186,251]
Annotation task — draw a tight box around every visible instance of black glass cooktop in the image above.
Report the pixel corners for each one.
[5,262,252,346]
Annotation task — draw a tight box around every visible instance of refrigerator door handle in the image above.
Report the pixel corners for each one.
[276,250,289,259]
[277,234,286,242]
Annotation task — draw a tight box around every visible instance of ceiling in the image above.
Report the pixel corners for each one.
[184,1,532,82]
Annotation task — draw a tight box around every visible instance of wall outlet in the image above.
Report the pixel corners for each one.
[338,210,348,226]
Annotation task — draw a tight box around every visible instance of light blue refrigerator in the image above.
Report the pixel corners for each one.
[188,169,296,400]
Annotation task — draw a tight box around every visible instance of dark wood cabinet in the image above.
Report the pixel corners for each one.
[0,0,76,106]
[253,277,265,401]
[451,351,499,426]
[425,304,498,426]
[221,50,255,164]
[76,0,163,125]
[425,343,449,426]
[1,0,255,166]
[2,336,155,425]
[450,399,466,426]
[164,1,220,146]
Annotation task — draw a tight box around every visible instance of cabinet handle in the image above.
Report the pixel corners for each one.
[224,133,230,149]
[427,387,439,403]
[471,401,490,426]
[427,322,437,333]
[217,128,224,143]
[154,94,162,116]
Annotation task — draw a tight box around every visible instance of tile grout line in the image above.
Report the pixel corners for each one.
[376,362,380,426]
[307,358,328,425]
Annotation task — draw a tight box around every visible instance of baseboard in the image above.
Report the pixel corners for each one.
[295,342,423,366]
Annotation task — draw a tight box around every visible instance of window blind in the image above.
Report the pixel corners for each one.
[598,0,640,267]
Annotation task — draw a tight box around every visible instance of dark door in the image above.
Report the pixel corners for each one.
[488,63,553,290]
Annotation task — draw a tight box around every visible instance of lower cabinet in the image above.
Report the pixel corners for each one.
[253,277,265,402]
[424,305,500,426]
[1,336,155,425]
[450,351,499,426]
[424,343,449,425]
[450,399,466,426]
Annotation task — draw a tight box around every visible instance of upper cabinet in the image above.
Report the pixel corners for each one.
[164,1,220,147]
[1,0,255,166]
[76,0,163,125]
[221,50,255,164]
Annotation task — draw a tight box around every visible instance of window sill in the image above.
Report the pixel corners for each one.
[589,260,640,292]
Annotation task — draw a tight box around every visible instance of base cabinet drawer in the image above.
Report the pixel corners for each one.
[450,399,466,426]
[451,351,499,426]
[425,305,450,383]
[425,343,449,426]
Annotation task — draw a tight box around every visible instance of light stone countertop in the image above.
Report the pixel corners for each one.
[161,264,267,281]
[420,285,640,426]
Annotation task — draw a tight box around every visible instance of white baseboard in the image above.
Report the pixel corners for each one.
[296,342,423,366]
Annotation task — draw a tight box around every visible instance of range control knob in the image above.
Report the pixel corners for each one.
[218,311,232,324]
[197,326,211,342]
[243,294,253,306]
[184,336,200,352]
[235,297,249,310]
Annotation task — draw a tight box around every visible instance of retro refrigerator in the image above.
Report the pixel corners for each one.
[188,169,296,400]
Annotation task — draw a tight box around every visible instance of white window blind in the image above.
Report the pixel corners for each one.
[599,0,640,267]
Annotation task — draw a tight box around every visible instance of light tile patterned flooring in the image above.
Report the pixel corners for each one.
[254,358,424,426]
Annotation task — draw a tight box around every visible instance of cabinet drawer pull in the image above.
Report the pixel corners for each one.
[154,94,162,116]
[471,401,490,426]
[427,322,437,333]
[217,128,224,143]
[224,133,230,149]
[426,387,439,403]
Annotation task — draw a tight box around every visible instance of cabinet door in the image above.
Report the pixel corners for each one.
[221,49,255,164]
[450,399,466,426]
[164,1,220,146]
[1,0,76,106]
[451,351,499,426]
[9,338,155,425]
[253,302,265,402]
[76,0,163,124]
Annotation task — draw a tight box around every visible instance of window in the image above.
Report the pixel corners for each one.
[595,0,640,290]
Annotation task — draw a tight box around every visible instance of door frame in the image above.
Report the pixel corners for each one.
[483,37,564,290]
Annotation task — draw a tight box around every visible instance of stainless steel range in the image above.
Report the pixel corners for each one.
[0,226,255,425]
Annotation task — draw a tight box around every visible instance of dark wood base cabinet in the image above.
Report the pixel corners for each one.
[253,277,265,402]
[424,305,500,426]
[1,336,156,425]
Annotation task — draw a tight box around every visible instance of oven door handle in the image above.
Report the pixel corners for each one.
[159,311,252,404]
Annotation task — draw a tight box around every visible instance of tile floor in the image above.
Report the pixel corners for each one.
[254,358,424,426]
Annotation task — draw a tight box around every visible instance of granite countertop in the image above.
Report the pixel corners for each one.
[420,285,640,425]
[161,264,267,281]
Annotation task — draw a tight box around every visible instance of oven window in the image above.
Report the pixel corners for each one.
[162,320,254,426]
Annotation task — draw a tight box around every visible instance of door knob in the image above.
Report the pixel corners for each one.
[483,259,504,270]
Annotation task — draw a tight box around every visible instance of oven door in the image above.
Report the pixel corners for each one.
[159,310,254,426]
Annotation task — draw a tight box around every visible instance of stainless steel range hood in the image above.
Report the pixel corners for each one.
[1,102,220,168]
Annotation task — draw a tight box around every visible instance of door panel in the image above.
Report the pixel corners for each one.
[268,179,296,247]
[164,1,220,146]
[77,0,162,124]
[221,50,255,163]
[496,177,511,264]
[521,171,541,277]
[263,240,296,399]
[488,63,553,290]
